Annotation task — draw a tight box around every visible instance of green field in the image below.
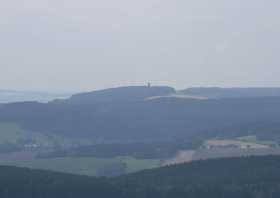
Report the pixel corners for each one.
[121,157,161,173]
[0,157,161,176]
[0,122,95,148]
[0,122,162,176]
[237,135,278,147]
[0,123,27,144]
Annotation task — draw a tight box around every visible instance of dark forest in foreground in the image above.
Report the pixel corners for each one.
[2,155,280,198]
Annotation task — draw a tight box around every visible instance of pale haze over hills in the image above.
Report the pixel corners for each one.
[1,0,280,92]
[0,90,70,103]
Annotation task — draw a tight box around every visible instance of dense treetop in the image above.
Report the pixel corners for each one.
[2,156,280,198]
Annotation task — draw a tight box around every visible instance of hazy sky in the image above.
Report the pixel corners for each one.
[1,0,280,92]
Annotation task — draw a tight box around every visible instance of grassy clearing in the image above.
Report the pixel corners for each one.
[0,157,161,176]
[122,157,161,173]
[237,136,278,146]
[0,123,26,144]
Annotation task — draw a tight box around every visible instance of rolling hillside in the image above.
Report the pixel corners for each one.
[1,92,280,143]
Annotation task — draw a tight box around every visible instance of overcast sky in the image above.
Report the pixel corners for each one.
[1,0,280,92]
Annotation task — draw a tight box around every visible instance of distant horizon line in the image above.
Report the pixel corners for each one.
[2,85,280,94]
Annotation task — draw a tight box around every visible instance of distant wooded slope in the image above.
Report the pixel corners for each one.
[179,87,280,98]
[0,87,280,144]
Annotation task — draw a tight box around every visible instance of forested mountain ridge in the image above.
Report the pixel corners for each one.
[61,86,176,105]
[1,95,280,142]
